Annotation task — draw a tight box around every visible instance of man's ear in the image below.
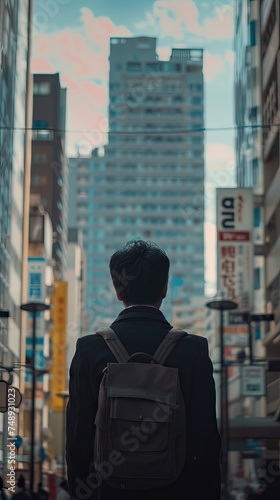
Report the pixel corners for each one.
[116,290,123,301]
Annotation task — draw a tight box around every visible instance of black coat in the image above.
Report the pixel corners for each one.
[66,305,221,500]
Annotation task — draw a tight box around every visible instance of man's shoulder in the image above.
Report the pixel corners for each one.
[76,333,104,350]
[181,333,208,349]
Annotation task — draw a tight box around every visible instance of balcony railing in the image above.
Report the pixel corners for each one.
[267,378,280,414]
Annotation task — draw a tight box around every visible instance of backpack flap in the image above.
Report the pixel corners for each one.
[110,397,170,453]
[107,362,178,405]
[107,362,176,454]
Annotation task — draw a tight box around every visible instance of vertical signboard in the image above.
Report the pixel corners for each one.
[217,188,254,347]
[51,281,68,411]
[26,258,46,382]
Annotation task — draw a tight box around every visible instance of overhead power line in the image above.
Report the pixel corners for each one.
[0,124,278,135]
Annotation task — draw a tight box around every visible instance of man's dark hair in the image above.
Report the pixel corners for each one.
[109,240,169,306]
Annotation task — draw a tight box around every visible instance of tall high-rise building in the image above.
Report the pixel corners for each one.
[31,73,68,278]
[235,0,266,356]
[69,37,205,325]
[235,0,280,376]
[0,0,33,474]
[234,0,280,470]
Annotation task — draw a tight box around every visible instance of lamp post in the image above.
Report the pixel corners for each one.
[20,302,50,497]
[243,312,275,364]
[206,298,238,490]
[56,391,69,480]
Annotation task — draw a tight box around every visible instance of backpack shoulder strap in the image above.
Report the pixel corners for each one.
[96,327,129,363]
[153,328,187,365]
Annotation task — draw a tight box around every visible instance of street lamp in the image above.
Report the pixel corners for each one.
[243,312,275,364]
[56,391,69,480]
[206,298,238,490]
[20,302,50,497]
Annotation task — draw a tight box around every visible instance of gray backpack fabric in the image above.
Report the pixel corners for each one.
[93,327,187,490]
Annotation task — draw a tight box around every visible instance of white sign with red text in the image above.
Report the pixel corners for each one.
[217,188,254,347]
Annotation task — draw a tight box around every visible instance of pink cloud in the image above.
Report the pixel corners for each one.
[204,52,225,82]
[31,58,55,73]
[225,50,235,65]
[31,9,132,154]
[156,46,172,60]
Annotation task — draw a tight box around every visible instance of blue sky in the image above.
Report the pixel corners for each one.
[32,0,236,292]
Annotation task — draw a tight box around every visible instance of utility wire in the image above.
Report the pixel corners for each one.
[0,123,277,134]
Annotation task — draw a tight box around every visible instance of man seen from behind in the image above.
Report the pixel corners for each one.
[66,240,221,500]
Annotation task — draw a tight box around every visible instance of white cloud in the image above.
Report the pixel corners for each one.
[135,0,202,40]
[135,0,234,42]
[204,6,234,40]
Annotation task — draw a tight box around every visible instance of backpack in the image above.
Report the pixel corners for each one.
[93,326,187,491]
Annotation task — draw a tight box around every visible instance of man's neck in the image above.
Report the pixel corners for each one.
[125,304,159,310]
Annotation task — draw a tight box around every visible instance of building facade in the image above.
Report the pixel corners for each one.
[234,0,280,479]
[259,0,280,413]
[0,0,33,473]
[69,37,205,325]
[22,195,54,485]
[31,73,68,279]
[66,228,86,368]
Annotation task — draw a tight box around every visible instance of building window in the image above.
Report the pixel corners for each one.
[77,190,87,199]
[32,120,53,141]
[32,153,48,164]
[33,82,51,95]
[31,175,48,186]
[250,106,258,123]
[254,268,261,290]
[252,158,259,186]
[78,176,88,184]
[32,130,54,140]
[255,324,261,341]
[254,207,261,227]
[127,62,141,72]
[146,63,160,72]
[250,20,257,46]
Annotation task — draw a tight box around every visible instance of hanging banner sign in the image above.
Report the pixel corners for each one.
[50,281,68,411]
[217,188,254,347]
